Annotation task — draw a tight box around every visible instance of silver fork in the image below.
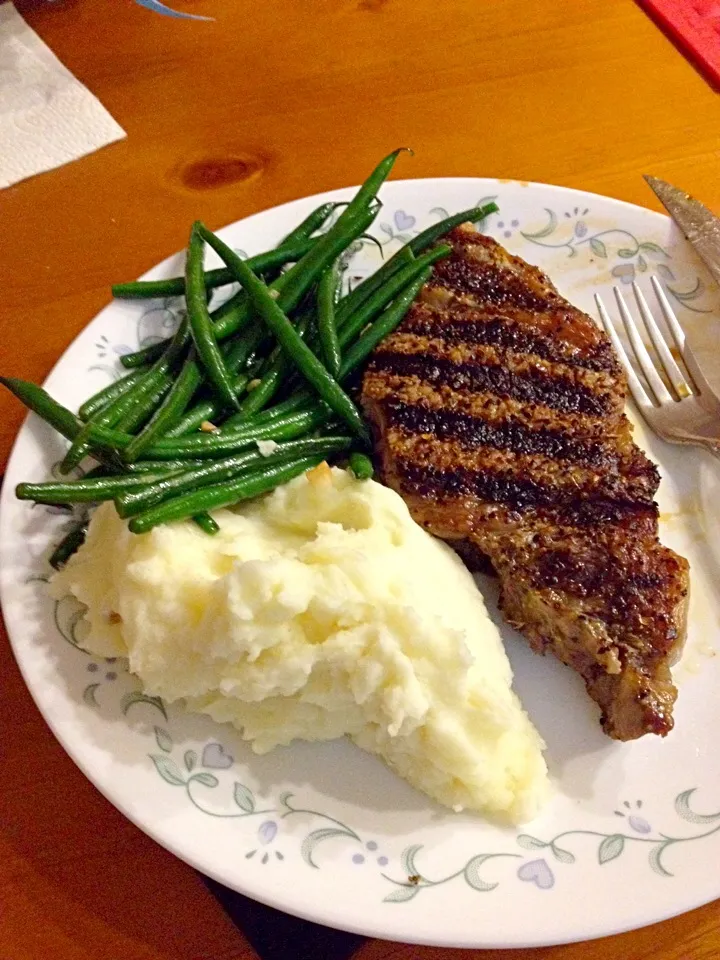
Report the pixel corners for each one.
[595,278,720,456]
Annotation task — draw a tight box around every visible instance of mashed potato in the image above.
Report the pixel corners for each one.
[51,467,548,822]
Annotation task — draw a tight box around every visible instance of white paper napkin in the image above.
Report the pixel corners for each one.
[0,2,126,189]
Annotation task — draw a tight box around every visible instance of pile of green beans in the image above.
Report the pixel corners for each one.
[2,150,498,563]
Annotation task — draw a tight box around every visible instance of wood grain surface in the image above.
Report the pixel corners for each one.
[2,0,720,957]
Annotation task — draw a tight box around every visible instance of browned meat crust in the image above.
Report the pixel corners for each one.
[361,225,690,741]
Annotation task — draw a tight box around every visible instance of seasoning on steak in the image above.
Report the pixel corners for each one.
[361,224,690,741]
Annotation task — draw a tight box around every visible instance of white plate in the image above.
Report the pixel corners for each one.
[2,177,720,950]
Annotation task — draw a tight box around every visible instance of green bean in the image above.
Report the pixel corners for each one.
[0,377,82,442]
[317,261,341,377]
[348,452,374,480]
[192,513,219,535]
[223,314,310,427]
[208,391,316,436]
[140,323,268,441]
[87,405,330,459]
[115,435,353,517]
[197,224,369,443]
[118,339,168,369]
[164,402,223,439]
[122,349,202,462]
[340,268,433,377]
[78,369,147,421]
[185,224,239,412]
[17,468,182,505]
[279,202,343,245]
[335,246,415,326]
[408,203,499,256]
[111,236,316,300]
[163,372,251,437]
[60,413,115,474]
[228,355,284,423]
[128,456,325,534]
[338,245,450,347]
[113,371,176,435]
[123,458,206,472]
[250,392,313,424]
[76,359,174,463]
[49,520,88,570]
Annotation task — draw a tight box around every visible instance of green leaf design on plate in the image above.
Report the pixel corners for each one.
[53,595,87,649]
[617,248,636,258]
[82,683,101,707]
[521,208,557,240]
[121,690,167,720]
[184,750,197,773]
[192,772,219,788]
[649,840,674,877]
[401,843,422,878]
[278,791,294,814]
[301,828,354,869]
[639,241,669,258]
[666,278,711,312]
[668,278,703,300]
[234,782,256,814]
[589,237,607,258]
[516,834,547,850]
[150,754,186,787]
[637,254,647,272]
[598,834,625,865]
[154,726,172,753]
[383,884,420,903]
[463,855,500,892]
[674,788,720,824]
[551,844,576,865]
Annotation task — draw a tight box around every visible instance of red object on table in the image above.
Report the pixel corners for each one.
[638,0,720,86]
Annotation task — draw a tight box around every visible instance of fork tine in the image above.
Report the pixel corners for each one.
[594,293,653,409]
[650,277,686,354]
[651,277,715,398]
[613,287,673,405]
[631,283,693,398]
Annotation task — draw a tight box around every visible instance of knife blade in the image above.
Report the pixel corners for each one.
[644,175,720,286]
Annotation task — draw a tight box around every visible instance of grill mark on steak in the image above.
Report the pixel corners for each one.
[370,350,609,416]
[363,370,628,443]
[396,459,658,524]
[404,313,619,373]
[383,400,614,467]
[429,256,559,312]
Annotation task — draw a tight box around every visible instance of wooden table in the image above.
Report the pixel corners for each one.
[2,0,720,957]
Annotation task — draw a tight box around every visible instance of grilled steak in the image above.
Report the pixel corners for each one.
[361,225,690,741]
